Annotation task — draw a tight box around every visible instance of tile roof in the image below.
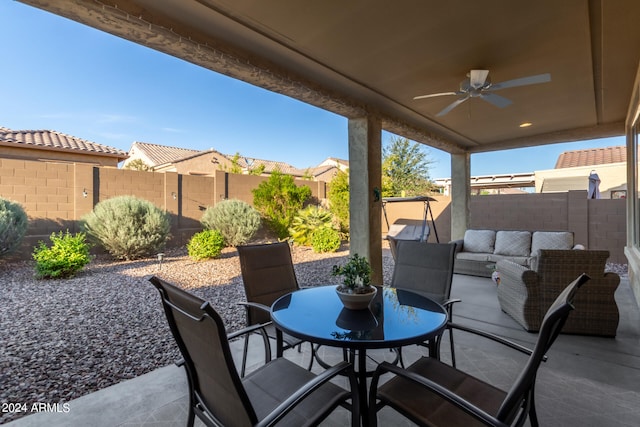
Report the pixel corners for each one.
[236,157,302,176]
[129,141,201,165]
[555,146,626,169]
[0,127,127,159]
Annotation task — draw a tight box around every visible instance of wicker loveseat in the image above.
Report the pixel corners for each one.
[496,249,620,336]
[452,229,576,277]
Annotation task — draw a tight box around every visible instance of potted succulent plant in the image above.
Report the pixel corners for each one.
[332,253,377,310]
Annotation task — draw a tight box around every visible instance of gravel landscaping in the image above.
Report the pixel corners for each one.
[0,243,398,424]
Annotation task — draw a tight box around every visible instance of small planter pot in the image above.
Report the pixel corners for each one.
[335,286,377,310]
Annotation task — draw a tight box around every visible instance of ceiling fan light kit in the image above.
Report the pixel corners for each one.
[414,69,551,117]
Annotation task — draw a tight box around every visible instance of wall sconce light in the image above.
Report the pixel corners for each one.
[82,188,88,198]
[171,192,177,200]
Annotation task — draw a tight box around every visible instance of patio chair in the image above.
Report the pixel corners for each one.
[237,242,314,376]
[368,273,590,427]
[390,240,459,367]
[149,276,360,427]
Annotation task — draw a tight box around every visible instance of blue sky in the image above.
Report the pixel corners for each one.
[1,2,625,179]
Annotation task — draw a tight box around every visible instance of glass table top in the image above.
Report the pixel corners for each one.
[271,285,448,349]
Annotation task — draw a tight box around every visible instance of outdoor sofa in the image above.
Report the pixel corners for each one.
[451,229,576,278]
[496,249,620,336]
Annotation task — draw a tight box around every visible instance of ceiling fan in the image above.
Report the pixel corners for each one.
[413,69,551,117]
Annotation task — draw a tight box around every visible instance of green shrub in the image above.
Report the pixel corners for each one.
[328,169,349,236]
[33,231,92,279]
[200,200,260,246]
[252,171,311,239]
[0,198,28,257]
[187,229,225,260]
[289,205,334,246]
[311,227,342,253]
[82,196,171,260]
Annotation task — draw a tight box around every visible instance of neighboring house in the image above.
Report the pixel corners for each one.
[123,141,201,170]
[535,146,627,199]
[317,157,349,172]
[125,141,330,179]
[0,127,127,167]
[434,146,628,199]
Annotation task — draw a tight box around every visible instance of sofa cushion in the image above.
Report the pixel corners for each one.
[494,231,531,257]
[530,231,573,256]
[463,230,496,253]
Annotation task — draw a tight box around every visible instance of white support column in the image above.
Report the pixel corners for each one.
[348,116,383,285]
[451,153,470,240]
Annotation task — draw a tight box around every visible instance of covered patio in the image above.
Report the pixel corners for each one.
[7,265,640,426]
[10,1,640,425]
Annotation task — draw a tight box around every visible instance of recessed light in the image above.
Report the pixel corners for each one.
[519,122,532,128]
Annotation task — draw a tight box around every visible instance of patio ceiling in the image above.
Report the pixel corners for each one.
[19,0,640,155]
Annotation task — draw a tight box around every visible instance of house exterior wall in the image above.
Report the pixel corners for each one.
[535,162,628,198]
[0,145,121,167]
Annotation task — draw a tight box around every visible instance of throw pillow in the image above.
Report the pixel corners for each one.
[530,231,573,256]
[463,229,496,253]
[494,231,531,256]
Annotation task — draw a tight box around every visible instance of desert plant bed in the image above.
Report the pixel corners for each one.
[0,244,393,423]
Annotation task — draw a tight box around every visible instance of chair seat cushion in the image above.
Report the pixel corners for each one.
[377,357,506,427]
[243,358,349,427]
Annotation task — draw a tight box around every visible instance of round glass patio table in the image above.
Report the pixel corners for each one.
[271,285,447,425]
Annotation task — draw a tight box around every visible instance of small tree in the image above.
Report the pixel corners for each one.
[123,159,151,171]
[252,171,311,239]
[382,136,435,197]
[328,169,349,236]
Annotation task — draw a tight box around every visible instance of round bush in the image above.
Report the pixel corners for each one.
[33,231,92,279]
[187,229,225,260]
[0,198,28,257]
[200,199,260,247]
[311,227,342,253]
[82,196,171,260]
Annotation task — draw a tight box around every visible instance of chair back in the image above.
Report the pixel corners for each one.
[149,276,257,427]
[237,242,299,325]
[390,241,457,304]
[497,273,590,424]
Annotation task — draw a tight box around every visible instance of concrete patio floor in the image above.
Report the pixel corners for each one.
[7,273,640,427]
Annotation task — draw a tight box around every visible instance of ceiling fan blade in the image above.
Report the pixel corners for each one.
[413,91,460,100]
[488,73,551,91]
[480,93,512,108]
[470,69,490,89]
[436,96,469,116]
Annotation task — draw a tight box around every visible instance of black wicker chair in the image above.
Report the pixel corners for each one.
[149,276,359,427]
[369,273,590,427]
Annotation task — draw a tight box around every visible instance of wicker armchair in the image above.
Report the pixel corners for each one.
[496,249,620,336]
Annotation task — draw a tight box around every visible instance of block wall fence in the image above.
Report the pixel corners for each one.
[383,191,627,264]
[0,158,627,264]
